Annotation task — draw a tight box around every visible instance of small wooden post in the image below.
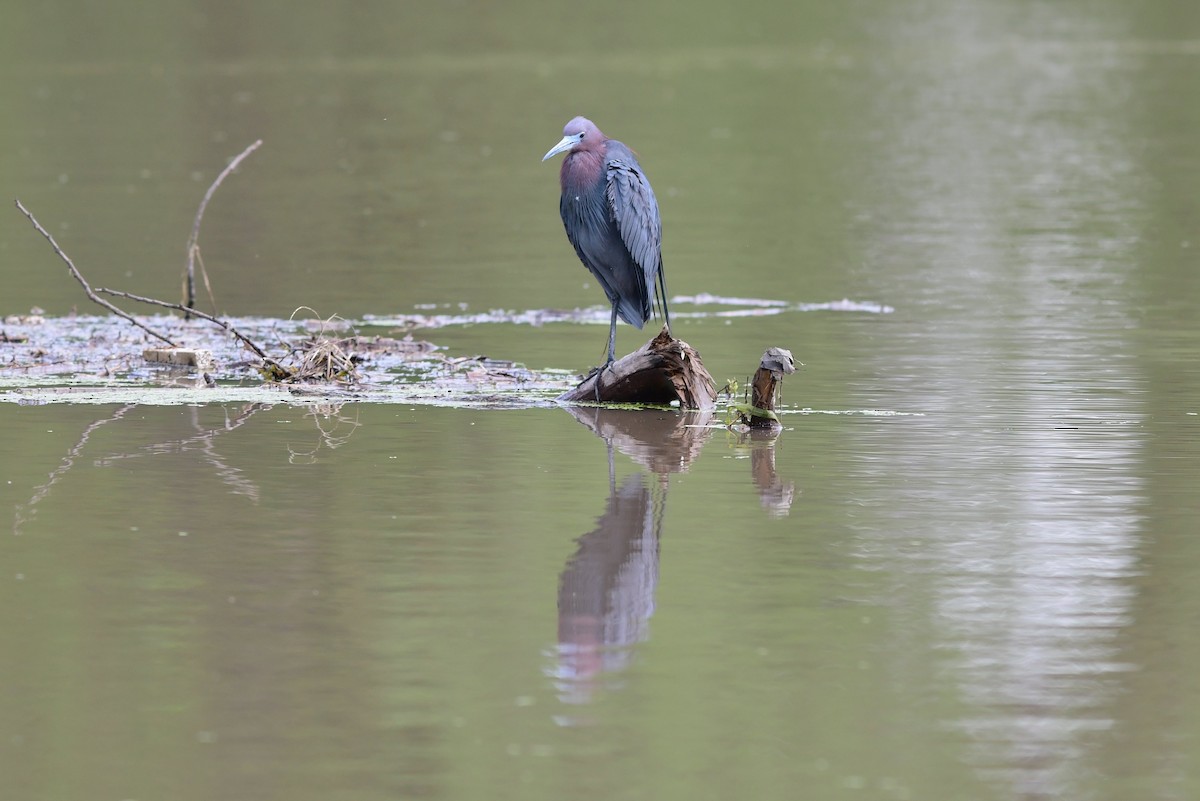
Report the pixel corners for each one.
[744,346,795,428]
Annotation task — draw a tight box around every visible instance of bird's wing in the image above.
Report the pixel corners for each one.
[604,145,662,275]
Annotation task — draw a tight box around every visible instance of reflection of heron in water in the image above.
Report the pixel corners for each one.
[548,407,793,713]
[551,415,671,709]
[553,471,665,705]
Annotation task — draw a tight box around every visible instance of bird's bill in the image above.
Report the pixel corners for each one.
[541,133,584,161]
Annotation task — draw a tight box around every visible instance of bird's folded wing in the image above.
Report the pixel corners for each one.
[605,156,662,274]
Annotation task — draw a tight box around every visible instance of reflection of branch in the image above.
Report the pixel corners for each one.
[287,404,362,464]
[307,404,360,449]
[14,200,177,346]
[94,404,266,501]
[13,404,137,533]
[191,407,260,501]
[97,404,262,458]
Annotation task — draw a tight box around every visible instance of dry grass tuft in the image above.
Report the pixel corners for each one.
[285,308,362,384]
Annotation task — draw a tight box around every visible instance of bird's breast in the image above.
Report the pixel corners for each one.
[560,149,604,189]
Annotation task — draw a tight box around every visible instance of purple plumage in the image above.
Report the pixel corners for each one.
[543,116,669,365]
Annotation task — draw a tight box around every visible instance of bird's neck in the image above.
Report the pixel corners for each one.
[559,147,605,192]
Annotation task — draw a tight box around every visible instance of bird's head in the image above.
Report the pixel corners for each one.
[542,116,604,161]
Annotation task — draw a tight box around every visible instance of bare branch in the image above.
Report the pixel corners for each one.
[184,139,263,316]
[14,199,178,347]
[95,285,289,376]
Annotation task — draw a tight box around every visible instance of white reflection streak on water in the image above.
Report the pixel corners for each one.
[858,4,1148,799]
[933,436,1142,795]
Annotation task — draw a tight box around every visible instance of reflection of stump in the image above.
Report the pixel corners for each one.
[563,406,714,475]
[558,326,717,409]
[747,430,795,516]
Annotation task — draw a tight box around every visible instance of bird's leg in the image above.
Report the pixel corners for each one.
[594,302,619,402]
[605,302,618,367]
[657,266,671,333]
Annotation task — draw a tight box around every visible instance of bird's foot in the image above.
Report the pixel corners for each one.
[591,359,614,403]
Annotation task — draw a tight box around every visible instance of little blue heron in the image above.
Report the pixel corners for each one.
[542,116,669,368]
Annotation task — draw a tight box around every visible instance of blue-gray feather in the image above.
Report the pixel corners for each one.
[547,117,669,359]
[604,142,663,326]
[558,148,658,329]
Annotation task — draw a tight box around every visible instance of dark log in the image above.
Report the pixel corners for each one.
[745,346,796,428]
[557,326,717,409]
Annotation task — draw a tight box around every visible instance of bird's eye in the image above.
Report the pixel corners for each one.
[578,132,585,139]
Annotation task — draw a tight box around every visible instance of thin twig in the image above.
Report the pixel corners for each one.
[95,285,289,375]
[14,199,178,347]
[196,248,218,313]
[184,138,263,317]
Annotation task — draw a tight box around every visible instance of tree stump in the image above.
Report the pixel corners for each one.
[557,326,717,409]
[743,346,796,428]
